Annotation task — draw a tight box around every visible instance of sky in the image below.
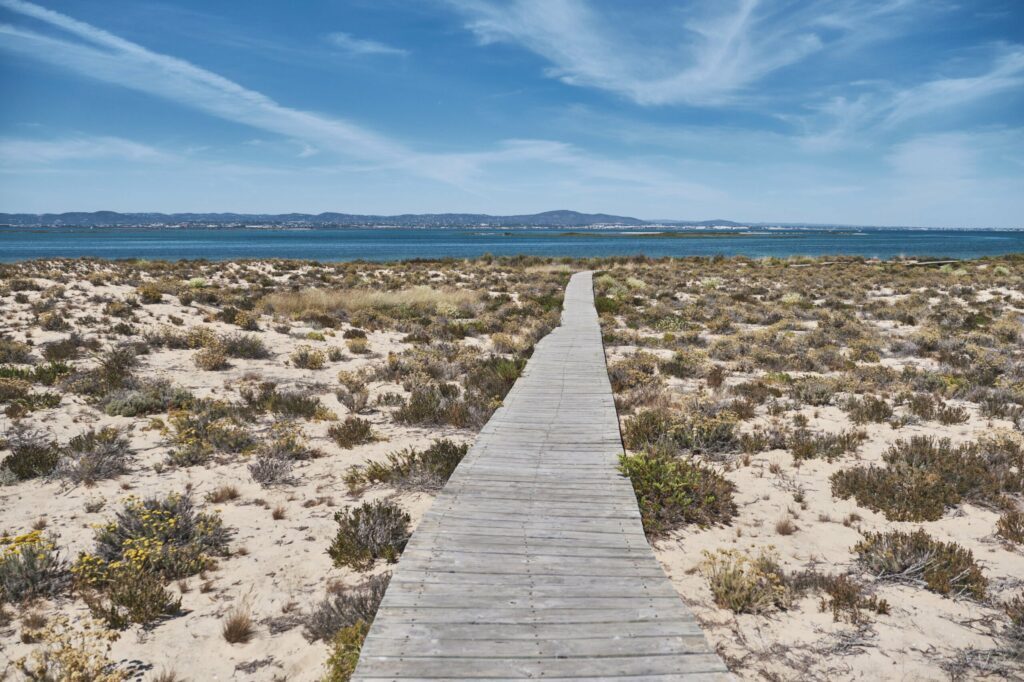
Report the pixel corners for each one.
[0,0,1022,227]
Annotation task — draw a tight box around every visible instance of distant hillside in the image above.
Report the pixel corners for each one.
[0,209,651,228]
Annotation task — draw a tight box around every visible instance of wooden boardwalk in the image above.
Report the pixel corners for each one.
[353,271,731,681]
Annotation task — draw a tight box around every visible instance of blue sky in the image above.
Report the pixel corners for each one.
[1,0,1022,226]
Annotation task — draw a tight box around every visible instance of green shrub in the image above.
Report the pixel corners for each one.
[323,620,370,682]
[788,377,836,406]
[0,531,69,603]
[345,439,467,493]
[622,407,674,450]
[831,436,1018,522]
[700,548,791,615]
[852,529,986,599]
[619,447,736,538]
[328,417,377,449]
[329,500,410,571]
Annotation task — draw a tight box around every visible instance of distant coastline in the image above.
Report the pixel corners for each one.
[0,209,1019,231]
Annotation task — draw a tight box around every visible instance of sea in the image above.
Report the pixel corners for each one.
[1,226,1022,263]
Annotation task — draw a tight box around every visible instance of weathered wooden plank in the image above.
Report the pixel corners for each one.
[351,271,730,681]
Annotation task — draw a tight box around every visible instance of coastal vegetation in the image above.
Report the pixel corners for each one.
[1,253,1022,680]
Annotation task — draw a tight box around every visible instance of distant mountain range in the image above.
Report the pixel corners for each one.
[0,209,746,228]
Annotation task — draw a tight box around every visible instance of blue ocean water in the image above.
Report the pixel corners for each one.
[1,226,1022,262]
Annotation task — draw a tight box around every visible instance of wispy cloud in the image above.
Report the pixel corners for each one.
[445,0,921,106]
[797,45,1024,149]
[326,31,407,56]
[0,0,701,194]
[0,0,428,173]
[0,135,170,164]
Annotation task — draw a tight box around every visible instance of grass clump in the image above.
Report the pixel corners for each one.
[328,416,378,449]
[222,605,256,644]
[853,529,986,599]
[700,548,791,615]
[0,530,69,603]
[619,447,736,538]
[344,439,467,493]
[329,500,410,571]
[304,572,390,642]
[831,436,1021,521]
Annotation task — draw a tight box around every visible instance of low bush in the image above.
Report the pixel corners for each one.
[1,426,60,481]
[789,428,866,461]
[843,395,893,424]
[167,401,256,466]
[997,510,1024,545]
[329,500,410,571]
[14,616,125,682]
[220,332,269,359]
[81,567,181,629]
[101,379,192,417]
[393,382,471,428]
[622,405,739,455]
[291,345,326,369]
[240,381,330,420]
[345,439,467,493]
[73,493,232,586]
[328,417,377,449]
[193,344,229,371]
[248,455,293,487]
[53,427,132,485]
[831,436,1020,521]
[786,571,889,624]
[852,529,986,599]
[619,447,736,538]
[0,530,69,603]
[700,548,791,615]
[304,572,390,642]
